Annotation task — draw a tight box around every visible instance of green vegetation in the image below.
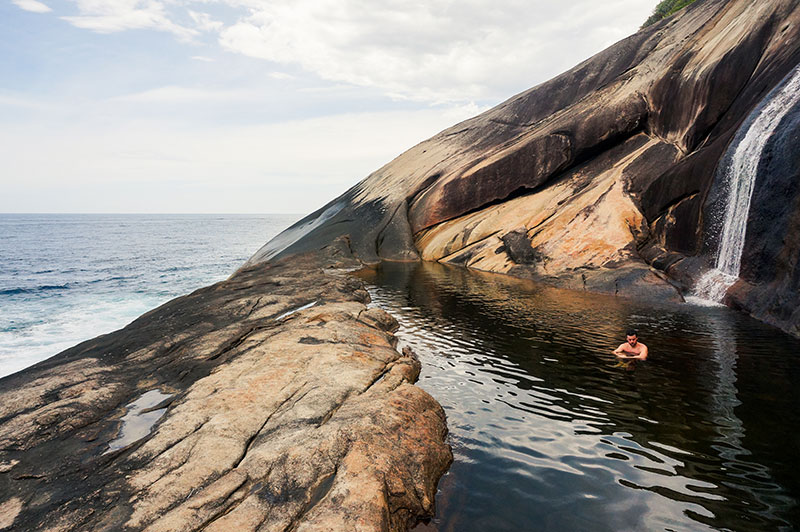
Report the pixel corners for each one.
[642,0,698,28]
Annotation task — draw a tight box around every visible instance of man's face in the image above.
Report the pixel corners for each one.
[626,335,638,347]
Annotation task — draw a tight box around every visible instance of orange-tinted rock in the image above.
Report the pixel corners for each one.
[0,252,451,531]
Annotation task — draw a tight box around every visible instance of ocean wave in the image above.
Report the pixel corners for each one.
[0,213,295,378]
[161,266,194,273]
[87,276,136,284]
[0,284,70,296]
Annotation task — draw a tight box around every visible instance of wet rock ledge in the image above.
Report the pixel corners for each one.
[0,247,452,531]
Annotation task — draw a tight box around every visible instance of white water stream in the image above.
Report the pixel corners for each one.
[691,66,800,304]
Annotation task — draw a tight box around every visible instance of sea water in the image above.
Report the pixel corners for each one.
[0,213,299,378]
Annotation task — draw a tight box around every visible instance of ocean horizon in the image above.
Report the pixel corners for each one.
[0,213,300,378]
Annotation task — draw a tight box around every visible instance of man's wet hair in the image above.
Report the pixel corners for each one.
[626,329,638,337]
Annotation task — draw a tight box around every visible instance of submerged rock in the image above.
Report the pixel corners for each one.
[246,0,800,333]
[0,250,451,531]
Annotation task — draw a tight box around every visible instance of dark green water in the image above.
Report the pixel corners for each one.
[357,263,800,532]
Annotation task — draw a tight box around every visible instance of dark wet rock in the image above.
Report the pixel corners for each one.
[0,250,451,531]
[358,307,400,334]
[501,230,541,265]
[720,98,800,336]
[378,200,420,262]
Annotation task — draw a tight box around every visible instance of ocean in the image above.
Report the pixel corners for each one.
[0,214,299,378]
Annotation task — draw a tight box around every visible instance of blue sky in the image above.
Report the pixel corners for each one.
[1,0,656,213]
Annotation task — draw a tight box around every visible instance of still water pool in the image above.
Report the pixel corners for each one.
[357,262,800,531]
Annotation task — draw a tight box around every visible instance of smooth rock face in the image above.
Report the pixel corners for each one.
[0,250,451,531]
[246,0,800,333]
[413,134,681,300]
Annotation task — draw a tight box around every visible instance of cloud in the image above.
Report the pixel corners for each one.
[12,0,52,13]
[216,0,654,103]
[46,0,653,104]
[61,0,198,39]
[191,55,215,62]
[188,10,223,32]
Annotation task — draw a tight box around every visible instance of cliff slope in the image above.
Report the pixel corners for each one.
[247,0,800,334]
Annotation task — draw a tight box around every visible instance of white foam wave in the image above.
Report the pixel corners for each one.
[0,296,164,379]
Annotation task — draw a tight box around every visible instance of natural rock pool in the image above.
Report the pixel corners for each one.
[357,262,800,531]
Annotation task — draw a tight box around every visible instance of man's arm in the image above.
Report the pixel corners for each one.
[618,345,648,360]
[637,344,648,360]
[613,344,626,355]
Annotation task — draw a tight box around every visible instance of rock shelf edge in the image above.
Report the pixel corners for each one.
[0,246,452,532]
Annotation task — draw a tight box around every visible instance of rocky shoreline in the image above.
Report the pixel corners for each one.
[0,245,451,531]
[4,0,800,528]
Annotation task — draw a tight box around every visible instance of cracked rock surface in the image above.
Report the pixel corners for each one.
[0,250,451,531]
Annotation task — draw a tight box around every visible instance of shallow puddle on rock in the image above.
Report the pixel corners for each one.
[275,300,317,320]
[105,390,172,453]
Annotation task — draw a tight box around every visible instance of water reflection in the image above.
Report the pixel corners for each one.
[356,262,800,531]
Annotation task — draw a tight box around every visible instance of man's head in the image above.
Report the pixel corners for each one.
[626,329,638,346]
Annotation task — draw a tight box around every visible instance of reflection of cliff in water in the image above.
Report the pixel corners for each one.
[358,262,800,531]
[703,314,795,527]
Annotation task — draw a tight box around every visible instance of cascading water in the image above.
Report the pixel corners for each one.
[691,66,800,303]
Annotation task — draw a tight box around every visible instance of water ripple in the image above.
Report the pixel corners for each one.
[359,262,800,531]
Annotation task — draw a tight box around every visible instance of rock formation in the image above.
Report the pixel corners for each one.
[247,0,800,335]
[4,1,800,529]
[0,248,451,531]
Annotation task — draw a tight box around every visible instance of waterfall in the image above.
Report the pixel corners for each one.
[692,66,800,303]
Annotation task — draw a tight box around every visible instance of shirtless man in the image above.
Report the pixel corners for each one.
[614,329,648,360]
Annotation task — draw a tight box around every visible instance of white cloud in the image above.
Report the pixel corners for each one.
[48,0,654,104]
[188,10,223,32]
[61,0,197,39]
[216,0,654,103]
[12,0,52,13]
[191,55,214,62]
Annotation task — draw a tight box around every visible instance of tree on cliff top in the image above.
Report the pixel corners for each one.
[642,0,698,27]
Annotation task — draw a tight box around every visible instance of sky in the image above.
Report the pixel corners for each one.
[1,0,657,214]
